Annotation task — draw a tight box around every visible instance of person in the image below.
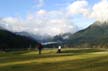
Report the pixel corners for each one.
[57,46,61,53]
[38,43,43,55]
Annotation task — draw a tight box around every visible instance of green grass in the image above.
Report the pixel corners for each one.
[0,48,108,71]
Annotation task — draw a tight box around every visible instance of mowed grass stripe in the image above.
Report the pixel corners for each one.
[0,51,108,67]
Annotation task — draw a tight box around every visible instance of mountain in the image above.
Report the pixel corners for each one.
[16,31,74,48]
[0,29,39,51]
[66,21,108,48]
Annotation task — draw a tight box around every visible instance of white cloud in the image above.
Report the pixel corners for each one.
[1,17,28,32]
[30,10,77,36]
[67,0,108,22]
[0,9,77,36]
[90,0,108,22]
[2,17,18,24]
[67,0,88,16]
[36,9,47,15]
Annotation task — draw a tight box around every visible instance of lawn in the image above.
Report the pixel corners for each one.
[0,48,108,71]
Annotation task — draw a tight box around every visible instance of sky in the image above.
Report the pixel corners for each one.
[0,0,108,36]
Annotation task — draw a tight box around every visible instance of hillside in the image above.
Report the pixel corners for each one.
[66,21,108,48]
[0,29,39,51]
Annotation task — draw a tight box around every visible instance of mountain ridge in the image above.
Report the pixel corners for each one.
[65,21,108,48]
[0,28,39,51]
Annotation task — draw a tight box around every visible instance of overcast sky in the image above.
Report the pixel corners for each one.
[0,0,108,36]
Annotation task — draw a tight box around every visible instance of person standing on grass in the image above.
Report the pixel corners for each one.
[38,43,43,55]
[57,45,61,53]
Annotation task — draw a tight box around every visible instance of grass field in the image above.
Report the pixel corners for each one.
[0,48,108,71]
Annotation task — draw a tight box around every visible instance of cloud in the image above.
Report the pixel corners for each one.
[67,0,108,22]
[0,9,77,36]
[1,17,28,32]
[67,0,88,16]
[28,10,77,36]
[90,0,108,22]
[36,9,47,15]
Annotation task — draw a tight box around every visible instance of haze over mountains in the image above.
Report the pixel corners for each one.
[15,31,53,43]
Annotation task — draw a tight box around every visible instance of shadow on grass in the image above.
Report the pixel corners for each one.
[61,48,106,54]
[1,54,108,71]
[70,55,108,71]
[0,48,107,68]
[40,55,108,71]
